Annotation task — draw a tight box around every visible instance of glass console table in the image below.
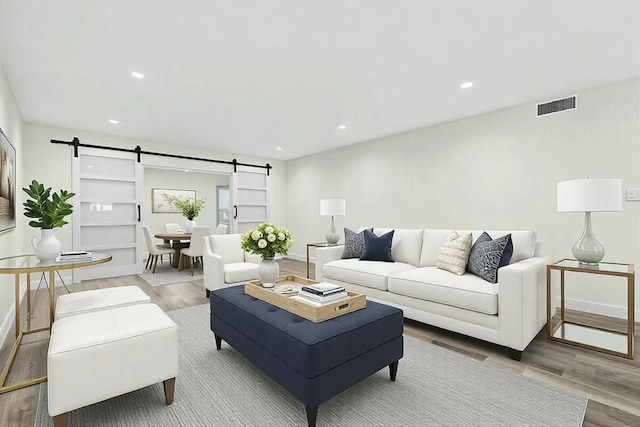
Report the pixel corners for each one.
[0,253,112,394]
[546,259,635,359]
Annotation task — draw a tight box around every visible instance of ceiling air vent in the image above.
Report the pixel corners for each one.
[536,96,577,117]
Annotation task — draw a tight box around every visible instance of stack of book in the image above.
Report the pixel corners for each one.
[297,283,348,305]
[56,251,92,262]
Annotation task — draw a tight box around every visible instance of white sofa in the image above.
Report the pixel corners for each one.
[203,234,261,298]
[315,228,550,360]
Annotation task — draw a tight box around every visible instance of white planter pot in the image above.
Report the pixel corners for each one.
[31,229,62,262]
[258,257,279,288]
[185,220,197,233]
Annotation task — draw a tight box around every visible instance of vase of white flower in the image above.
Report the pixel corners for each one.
[240,222,293,287]
[257,257,279,288]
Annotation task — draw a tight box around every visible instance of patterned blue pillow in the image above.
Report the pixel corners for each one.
[341,228,373,259]
[360,229,395,262]
[467,232,512,283]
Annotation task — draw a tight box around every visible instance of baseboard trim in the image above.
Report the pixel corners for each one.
[0,281,27,353]
[555,296,640,320]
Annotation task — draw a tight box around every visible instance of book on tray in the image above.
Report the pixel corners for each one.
[300,283,345,296]
[297,289,348,304]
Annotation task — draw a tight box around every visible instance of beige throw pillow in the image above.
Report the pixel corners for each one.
[436,232,473,275]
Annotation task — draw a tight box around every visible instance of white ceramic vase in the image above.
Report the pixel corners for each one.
[258,257,279,288]
[185,219,197,233]
[31,229,62,262]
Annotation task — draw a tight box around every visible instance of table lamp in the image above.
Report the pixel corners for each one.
[320,199,346,244]
[557,177,622,266]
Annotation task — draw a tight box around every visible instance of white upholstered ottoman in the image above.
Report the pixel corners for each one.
[47,303,178,427]
[54,286,151,320]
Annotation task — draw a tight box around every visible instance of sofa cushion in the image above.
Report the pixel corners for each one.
[373,228,424,267]
[224,262,259,283]
[210,234,244,264]
[323,259,415,291]
[436,232,473,275]
[388,267,498,315]
[420,229,456,267]
[360,230,394,262]
[341,228,372,259]
[460,230,535,264]
[467,232,511,283]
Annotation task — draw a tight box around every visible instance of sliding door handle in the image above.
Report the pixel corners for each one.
[233,205,238,219]
[137,205,141,222]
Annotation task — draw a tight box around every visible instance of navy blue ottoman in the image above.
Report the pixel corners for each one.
[210,285,403,426]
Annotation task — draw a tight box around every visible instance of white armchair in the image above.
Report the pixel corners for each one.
[203,234,261,298]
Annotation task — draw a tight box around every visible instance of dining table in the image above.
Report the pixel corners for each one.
[154,232,191,268]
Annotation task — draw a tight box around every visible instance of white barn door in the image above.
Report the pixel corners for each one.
[72,147,143,281]
[231,168,269,234]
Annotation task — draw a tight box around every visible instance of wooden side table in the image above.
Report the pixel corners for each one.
[546,259,635,359]
[306,242,343,278]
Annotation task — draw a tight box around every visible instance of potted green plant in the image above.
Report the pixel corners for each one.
[23,179,75,261]
[164,194,206,233]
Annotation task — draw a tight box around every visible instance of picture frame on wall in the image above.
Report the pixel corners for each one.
[152,188,196,213]
[0,127,16,234]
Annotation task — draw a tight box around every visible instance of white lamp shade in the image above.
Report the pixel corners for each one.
[557,178,622,212]
[320,199,346,216]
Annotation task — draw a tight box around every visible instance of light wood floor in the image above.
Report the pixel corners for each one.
[1,259,639,426]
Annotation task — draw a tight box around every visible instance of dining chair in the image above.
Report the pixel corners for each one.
[143,225,174,273]
[214,223,228,235]
[165,223,183,233]
[179,226,211,275]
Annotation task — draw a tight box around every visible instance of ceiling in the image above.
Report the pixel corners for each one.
[0,1,638,160]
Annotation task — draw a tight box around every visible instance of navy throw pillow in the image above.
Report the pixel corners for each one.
[466,232,512,283]
[360,229,395,262]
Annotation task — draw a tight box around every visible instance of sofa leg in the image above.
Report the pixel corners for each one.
[53,413,68,427]
[305,406,318,427]
[508,349,523,361]
[389,360,399,381]
[214,333,222,350]
[163,377,176,405]
[206,289,211,298]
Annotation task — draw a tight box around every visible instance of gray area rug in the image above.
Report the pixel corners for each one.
[35,304,587,426]
[137,261,203,286]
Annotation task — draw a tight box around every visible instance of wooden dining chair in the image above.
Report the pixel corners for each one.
[179,226,210,275]
[143,226,174,273]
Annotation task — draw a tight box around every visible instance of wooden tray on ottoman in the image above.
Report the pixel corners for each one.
[244,275,366,323]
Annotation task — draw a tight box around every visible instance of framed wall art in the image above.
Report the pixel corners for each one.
[152,188,196,213]
[0,127,16,233]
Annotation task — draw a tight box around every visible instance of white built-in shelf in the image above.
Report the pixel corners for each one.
[236,186,267,191]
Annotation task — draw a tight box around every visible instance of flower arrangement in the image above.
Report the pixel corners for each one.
[164,194,206,220]
[241,222,293,259]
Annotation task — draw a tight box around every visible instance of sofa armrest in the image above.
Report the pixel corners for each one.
[314,246,344,281]
[497,256,552,351]
[203,238,225,292]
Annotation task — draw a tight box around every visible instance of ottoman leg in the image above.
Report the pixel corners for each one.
[53,413,68,427]
[214,333,222,350]
[163,378,176,405]
[305,406,318,427]
[389,360,399,381]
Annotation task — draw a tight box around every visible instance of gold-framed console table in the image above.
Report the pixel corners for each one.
[0,253,112,394]
[546,259,635,359]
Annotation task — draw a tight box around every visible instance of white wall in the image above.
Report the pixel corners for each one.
[21,121,286,262]
[142,167,229,235]
[0,65,24,347]
[286,78,640,311]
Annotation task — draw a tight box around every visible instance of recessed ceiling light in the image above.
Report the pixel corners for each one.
[131,71,144,79]
[109,119,119,124]
[276,147,283,151]
[338,125,347,130]
[460,81,474,89]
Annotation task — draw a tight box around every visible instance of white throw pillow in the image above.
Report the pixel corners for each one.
[436,232,472,275]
